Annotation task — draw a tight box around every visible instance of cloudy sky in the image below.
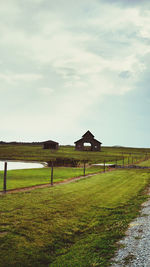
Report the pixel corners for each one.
[0,0,150,147]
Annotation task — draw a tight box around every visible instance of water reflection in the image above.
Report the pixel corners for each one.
[0,161,44,171]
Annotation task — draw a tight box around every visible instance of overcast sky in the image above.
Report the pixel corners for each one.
[0,0,150,147]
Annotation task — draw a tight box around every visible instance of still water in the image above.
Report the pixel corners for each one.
[0,161,44,171]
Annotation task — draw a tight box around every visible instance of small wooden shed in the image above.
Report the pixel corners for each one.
[74,131,102,151]
[43,140,59,150]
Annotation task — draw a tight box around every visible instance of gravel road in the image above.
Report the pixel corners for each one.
[111,193,150,267]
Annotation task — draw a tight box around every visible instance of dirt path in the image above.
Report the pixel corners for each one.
[0,169,114,195]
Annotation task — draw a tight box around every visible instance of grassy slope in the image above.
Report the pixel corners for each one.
[0,144,149,162]
[0,166,104,191]
[138,159,150,166]
[0,169,150,266]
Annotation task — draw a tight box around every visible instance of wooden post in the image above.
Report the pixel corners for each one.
[3,162,7,192]
[51,161,54,186]
[83,161,86,176]
[104,160,105,172]
[122,157,124,167]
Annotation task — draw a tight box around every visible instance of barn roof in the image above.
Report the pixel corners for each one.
[93,138,102,144]
[43,140,59,144]
[82,130,94,138]
[74,130,102,145]
[74,138,83,144]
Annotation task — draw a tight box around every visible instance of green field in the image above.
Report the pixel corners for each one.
[0,144,150,266]
[0,165,104,191]
[0,169,150,266]
[138,159,150,166]
[0,144,149,163]
[0,144,149,192]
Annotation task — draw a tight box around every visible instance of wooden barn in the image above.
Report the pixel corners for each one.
[43,140,59,150]
[74,131,102,151]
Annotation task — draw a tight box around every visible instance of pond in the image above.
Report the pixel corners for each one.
[92,163,116,166]
[0,161,45,171]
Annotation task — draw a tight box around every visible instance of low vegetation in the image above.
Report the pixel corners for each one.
[0,169,150,266]
[0,165,104,191]
[0,144,150,266]
[138,159,150,167]
[0,144,149,163]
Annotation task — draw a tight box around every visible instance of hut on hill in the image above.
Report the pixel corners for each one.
[43,140,59,150]
[74,131,102,151]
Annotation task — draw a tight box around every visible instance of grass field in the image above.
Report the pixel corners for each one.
[138,159,150,167]
[0,144,149,192]
[0,169,150,266]
[0,144,150,266]
[0,144,149,163]
[0,165,104,191]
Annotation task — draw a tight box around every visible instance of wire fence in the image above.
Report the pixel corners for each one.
[0,153,150,193]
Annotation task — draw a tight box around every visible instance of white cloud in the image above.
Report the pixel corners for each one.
[39,87,54,95]
[1,0,150,143]
[0,73,42,85]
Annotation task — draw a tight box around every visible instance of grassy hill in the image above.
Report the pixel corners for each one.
[0,144,149,163]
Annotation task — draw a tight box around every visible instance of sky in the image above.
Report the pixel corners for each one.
[0,0,150,147]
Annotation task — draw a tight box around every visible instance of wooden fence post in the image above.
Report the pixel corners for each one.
[104,160,105,172]
[51,161,54,186]
[122,157,124,167]
[83,161,86,176]
[3,162,7,192]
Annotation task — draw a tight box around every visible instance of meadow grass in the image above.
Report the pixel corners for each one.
[0,165,104,191]
[138,159,150,167]
[0,144,149,163]
[0,169,149,266]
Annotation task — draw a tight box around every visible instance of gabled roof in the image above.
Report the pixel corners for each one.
[43,140,58,144]
[82,130,94,138]
[74,138,83,144]
[74,131,102,145]
[93,138,102,144]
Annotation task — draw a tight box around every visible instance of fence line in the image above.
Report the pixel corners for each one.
[1,154,149,193]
